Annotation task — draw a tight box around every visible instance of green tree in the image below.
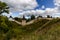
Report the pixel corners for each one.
[37,15,42,18]
[47,15,51,18]
[9,16,12,18]
[31,15,35,20]
[0,1,9,34]
[0,1,9,15]
[0,16,9,33]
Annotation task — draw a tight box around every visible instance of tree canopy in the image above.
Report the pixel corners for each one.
[0,1,9,15]
[31,15,35,20]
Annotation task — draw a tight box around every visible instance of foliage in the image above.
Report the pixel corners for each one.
[37,15,43,18]
[14,17,22,22]
[0,16,60,40]
[47,15,51,18]
[0,1,9,15]
[31,15,35,20]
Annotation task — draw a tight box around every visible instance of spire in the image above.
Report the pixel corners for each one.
[22,15,26,20]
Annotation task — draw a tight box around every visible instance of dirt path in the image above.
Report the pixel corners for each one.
[10,18,53,26]
[12,19,36,26]
[35,20,51,34]
[13,19,22,25]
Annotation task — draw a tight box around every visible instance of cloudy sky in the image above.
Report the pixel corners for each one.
[0,0,60,17]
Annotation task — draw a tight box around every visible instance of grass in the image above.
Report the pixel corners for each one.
[1,16,60,40]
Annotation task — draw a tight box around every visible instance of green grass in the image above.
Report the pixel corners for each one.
[38,23,60,40]
[0,16,60,40]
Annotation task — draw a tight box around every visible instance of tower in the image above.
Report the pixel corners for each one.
[21,15,26,26]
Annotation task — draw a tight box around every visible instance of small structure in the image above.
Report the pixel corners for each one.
[21,20,26,26]
[21,15,26,26]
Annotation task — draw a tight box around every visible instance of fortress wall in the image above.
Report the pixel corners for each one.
[12,18,53,26]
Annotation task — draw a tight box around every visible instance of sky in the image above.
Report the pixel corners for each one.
[36,0,55,9]
[0,0,60,18]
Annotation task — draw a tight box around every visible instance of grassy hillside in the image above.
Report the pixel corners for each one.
[0,16,60,40]
[38,19,60,40]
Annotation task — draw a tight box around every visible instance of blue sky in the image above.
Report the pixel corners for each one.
[1,0,60,17]
[36,0,55,9]
[12,0,55,17]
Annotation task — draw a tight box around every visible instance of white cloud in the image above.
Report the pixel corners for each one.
[41,5,45,9]
[0,0,38,12]
[1,0,60,17]
[19,9,45,18]
[41,0,60,17]
[54,0,60,11]
[2,12,12,17]
[19,0,60,17]
[54,0,60,6]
